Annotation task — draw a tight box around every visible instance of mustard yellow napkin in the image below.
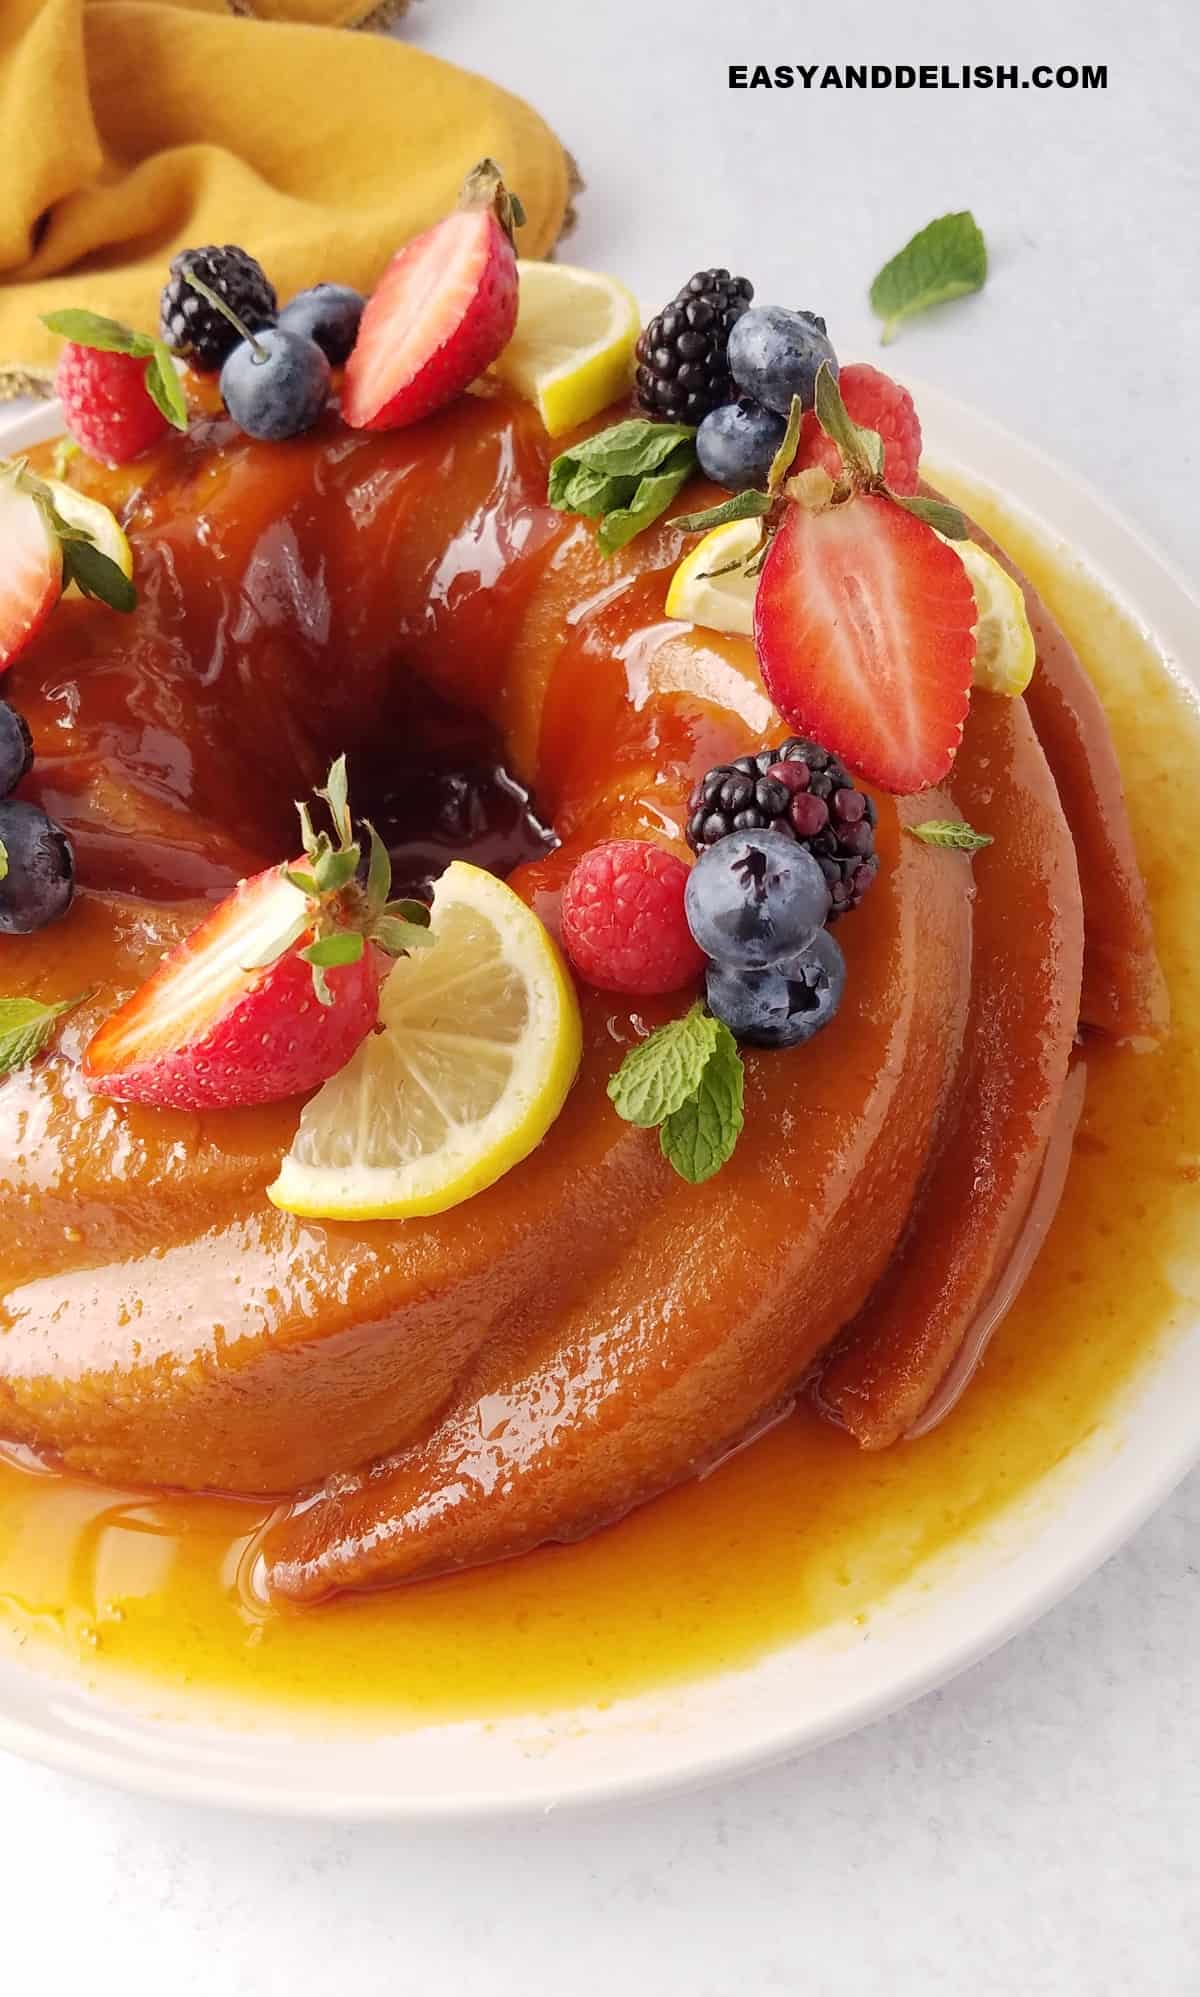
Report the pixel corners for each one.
[0,0,571,373]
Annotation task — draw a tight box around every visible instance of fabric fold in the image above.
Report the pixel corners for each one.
[0,0,570,367]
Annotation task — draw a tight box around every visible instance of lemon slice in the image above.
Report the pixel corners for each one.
[268,862,582,1220]
[954,539,1036,696]
[492,261,640,436]
[665,517,764,637]
[47,479,133,593]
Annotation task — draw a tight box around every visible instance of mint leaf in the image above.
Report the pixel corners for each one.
[59,537,137,612]
[609,1007,746,1184]
[144,342,189,432]
[596,447,695,554]
[659,1021,744,1184]
[908,819,993,851]
[41,310,149,357]
[551,463,623,517]
[549,421,699,555]
[869,212,988,345]
[0,991,92,1077]
[608,1003,720,1128]
[891,493,970,540]
[549,420,695,496]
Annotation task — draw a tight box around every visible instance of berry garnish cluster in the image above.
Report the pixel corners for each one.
[687,737,878,919]
[685,829,844,1049]
[563,818,850,1185]
[40,158,524,465]
[696,305,838,492]
[558,730,874,1179]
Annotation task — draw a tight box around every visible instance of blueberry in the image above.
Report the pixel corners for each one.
[727,306,839,418]
[696,398,788,493]
[220,327,331,441]
[706,927,846,1048]
[278,284,365,366]
[0,703,33,799]
[684,828,831,969]
[0,800,75,934]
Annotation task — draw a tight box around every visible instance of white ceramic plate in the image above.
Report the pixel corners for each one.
[1,387,1198,1820]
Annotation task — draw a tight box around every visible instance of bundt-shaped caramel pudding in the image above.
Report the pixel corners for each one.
[0,212,1166,1611]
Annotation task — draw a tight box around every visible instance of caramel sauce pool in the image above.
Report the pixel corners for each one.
[2,483,1198,1729]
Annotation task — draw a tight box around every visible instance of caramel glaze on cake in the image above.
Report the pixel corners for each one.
[0,388,1166,1604]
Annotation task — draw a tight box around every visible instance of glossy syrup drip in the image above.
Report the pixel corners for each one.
[1,490,1198,1727]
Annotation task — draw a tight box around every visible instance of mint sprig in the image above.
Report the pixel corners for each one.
[608,1003,745,1184]
[41,309,188,432]
[608,1005,720,1126]
[548,420,698,555]
[907,819,993,851]
[869,212,988,345]
[0,991,93,1078]
[659,1025,744,1183]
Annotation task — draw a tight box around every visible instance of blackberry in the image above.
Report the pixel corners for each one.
[160,246,278,373]
[685,737,879,920]
[635,268,754,426]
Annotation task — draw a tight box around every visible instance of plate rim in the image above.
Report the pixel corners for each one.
[1,384,1198,1821]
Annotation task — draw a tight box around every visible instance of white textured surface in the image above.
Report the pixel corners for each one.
[3,0,1199,1985]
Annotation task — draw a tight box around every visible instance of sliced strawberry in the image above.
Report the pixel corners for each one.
[754,493,978,793]
[342,161,520,432]
[0,475,62,674]
[82,866,384,1111]
[84,755,432,1110]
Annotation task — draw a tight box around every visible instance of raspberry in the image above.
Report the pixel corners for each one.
[54,344,170,466]
[561,840,706,996]
[794,363,922,495]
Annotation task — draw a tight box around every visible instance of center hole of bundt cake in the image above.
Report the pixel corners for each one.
[347,680,556,900]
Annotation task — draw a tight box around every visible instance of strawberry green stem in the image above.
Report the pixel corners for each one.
[183,270,268,364]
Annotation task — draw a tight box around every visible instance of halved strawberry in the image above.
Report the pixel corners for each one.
[342,159,521,432]
[83,867,384,1111]
[83,757,432,1110]
[0,472,63,674]
[754,492,978,793]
